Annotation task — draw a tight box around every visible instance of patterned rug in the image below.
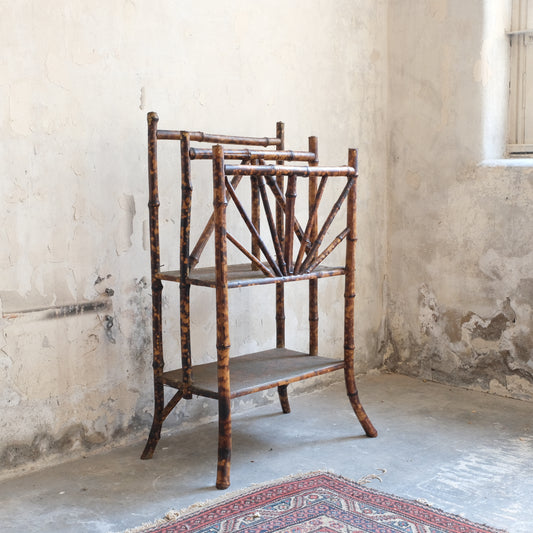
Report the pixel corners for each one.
[125,472,506,533]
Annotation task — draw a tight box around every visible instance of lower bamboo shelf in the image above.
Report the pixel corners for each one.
[162,348,345,400]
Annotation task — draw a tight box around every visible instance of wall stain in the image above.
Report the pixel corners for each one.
[0,416,147,471]
[385,288,533,401]
[471,313,509,342]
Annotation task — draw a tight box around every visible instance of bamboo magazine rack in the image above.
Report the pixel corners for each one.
[141,112,377,489]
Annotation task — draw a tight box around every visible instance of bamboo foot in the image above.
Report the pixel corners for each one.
[216,398,232,489]
[278,384,291,413]
[216,448,231,490]
[347,391,378,438]
[140,421,162,459]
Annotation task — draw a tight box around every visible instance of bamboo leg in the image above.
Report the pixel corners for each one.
[344,353,377,437]
[142,112,166,459]
[213,145,232,489]
[276,282,285,348]
[275,123,288,413]
[180,133,193,398]
[217,387,232,489]
[344,149,377,438]
[276,285,287,414]
[179,284,192,399]
[141,281,165,459]
[277,384,291,413]
[140,408,163,459]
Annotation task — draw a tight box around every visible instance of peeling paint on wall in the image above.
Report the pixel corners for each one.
[386,283,533,401]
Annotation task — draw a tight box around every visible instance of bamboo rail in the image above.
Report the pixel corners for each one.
[225,164,356,177]
[190,148,316,161]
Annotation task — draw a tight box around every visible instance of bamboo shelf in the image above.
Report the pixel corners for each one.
[157,263,345,288]
[162,348,344,400]
[140,113,377,490]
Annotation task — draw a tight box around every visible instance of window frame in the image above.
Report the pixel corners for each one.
[508,0,533,155]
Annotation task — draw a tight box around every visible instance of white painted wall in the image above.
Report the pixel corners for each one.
[0,1,389,475]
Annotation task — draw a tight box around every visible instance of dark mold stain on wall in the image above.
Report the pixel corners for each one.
[0,417,147,471]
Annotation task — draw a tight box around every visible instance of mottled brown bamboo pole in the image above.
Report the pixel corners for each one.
[226,165,356,177]
[251,175,261,269]
[275,122,287,411]
[225,177,283,277]
[158,130,282,146]
[343,148,377,438]
[162,391,184,419]
[142,112,168,460]
[180,132,192,397]
[277,384,291,414]
[212,145,232,489]
[299,177,355,274]
[284,174,297,274]
[263,176,306,249]
[190,148,316,161]
[308,136,319,356]
[306,227,350,272]
[189,175,243,270]
[257,175,287,275]
[293,175,328,274]
[226,232,274,277]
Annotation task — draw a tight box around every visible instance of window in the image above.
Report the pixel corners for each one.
[508,0,533,155]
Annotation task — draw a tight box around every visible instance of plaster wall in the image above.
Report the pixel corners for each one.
[0,1,389,475]
[386,0,533,401]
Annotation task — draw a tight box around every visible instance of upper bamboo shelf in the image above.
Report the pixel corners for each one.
[157,263,346,288]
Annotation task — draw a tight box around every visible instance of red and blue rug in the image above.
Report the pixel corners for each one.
[127,471,506,533]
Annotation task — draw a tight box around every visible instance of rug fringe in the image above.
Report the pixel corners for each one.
[357,468,387,484]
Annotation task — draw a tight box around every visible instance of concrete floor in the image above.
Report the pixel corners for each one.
[0,373,532,533]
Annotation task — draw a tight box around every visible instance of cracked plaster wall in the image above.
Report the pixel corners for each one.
[386,1,533,401]
[0,1,389,476]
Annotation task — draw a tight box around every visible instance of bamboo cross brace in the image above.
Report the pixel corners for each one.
[162,391,185,420]
[293,175,328,274]
[299,177,355,274]
[226,232,275,277]
[257,175,287,275]
[263,175,306,248]
[189,173,244,270]
[224,176,283,277]
[304,227,350,273]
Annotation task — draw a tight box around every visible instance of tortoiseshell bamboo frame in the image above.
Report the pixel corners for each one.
[141,112,377,490]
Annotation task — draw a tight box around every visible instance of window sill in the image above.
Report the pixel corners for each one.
[481,158,533,168]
